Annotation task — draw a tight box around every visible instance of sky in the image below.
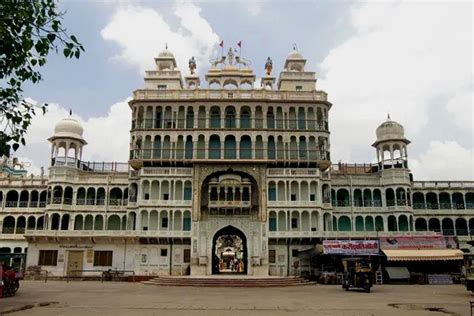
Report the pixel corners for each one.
[15,0,473,181]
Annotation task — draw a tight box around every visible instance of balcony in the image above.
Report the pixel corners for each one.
[24,229,192,239]
[209,200,251,208]
[132,118,329,132]
[52,157,129,173]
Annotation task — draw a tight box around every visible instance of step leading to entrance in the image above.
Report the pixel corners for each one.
[142,276,316,287]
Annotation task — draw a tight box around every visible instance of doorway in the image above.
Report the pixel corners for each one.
[67,251,84,277]
[212,225,248,274]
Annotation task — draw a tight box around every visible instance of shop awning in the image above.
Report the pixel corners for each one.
[382,249,463,261]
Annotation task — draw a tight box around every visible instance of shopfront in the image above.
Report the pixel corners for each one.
[379,236,463,284]
[306,240,380,283]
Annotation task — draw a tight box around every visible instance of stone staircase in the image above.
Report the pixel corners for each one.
[142,276,316,287]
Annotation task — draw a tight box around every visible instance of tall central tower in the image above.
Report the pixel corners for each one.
[128,46,332,276]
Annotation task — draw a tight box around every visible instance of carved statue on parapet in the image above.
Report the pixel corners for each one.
[188,56,196,75]
[265,57,273,75]
[227,47,235,65]
[40,166,44,177]
[235,56,251,67]
[210,55,226,67]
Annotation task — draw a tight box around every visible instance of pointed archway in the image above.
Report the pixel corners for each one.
[212,225,248,275]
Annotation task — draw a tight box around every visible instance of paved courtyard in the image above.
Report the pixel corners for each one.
[0,281,472,316]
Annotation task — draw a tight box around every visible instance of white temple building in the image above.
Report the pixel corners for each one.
[0,47,472,277]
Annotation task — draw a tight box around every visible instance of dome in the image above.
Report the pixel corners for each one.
[49,117,86,143]
[373,116,410,146]
[158,48,175,58]
[287,49,303,60]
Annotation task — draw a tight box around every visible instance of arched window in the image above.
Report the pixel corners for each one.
[336,189,350,207]
[185,136,193,159]
[153,136,161,158]
[355,216,364,231]
[398,215,408,231]
[363,189,372,207]
[240,107,251,128]
[415,218,427,231]
[442,218,454,236]
[386,188,395,206]
[108,215,121,230]
[240,136,252,159]
[299,136,307,159]
[186,107,194,128]
[298,108,306,130]
[455,218,467,236]
[365,216,374,231]
[267,136,275,160]
[267,109,275,129]
[338,216,351,232]
[388,215,397,231]
[210,107,221,128]
[2,216,15,234]
[225,106,236,128]
[209,135,221,159]
[413,192,425,209]
[224,135,236,159]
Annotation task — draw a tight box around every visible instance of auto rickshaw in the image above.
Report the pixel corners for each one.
[461,253,474,292]
[342,258,373,293]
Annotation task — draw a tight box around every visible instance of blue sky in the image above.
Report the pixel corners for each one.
[17,0,473,180]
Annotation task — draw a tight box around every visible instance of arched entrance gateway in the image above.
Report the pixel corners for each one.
[191,166,268,276]
[212,225,248,274]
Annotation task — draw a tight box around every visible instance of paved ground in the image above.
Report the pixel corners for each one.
[1,281,473,316]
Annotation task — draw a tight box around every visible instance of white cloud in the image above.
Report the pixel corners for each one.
[410,141,474,181]
[446,86,473,133]
[318,1,473,165]
[15,98,131,175]
[100,2,219,74]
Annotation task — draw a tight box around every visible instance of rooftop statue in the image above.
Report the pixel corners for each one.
[265,57,273,75]
[227,47,235,65]
[235,55,251,67]
[188,56,196,75]
[210,55,226,68]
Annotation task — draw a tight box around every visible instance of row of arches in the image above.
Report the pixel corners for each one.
[139,180,192,201]
[49,186,129,206]
[3,213,474,236]
[413,191,474,209]
[1,210,192,233]
[133,105,329,131]
[414,217,472,235]
[331,187,409,207]
[2,215,45,233]
[2,190,47,208]
[268,210,321,231]
[131,134,330,162]
[267,181,327,202]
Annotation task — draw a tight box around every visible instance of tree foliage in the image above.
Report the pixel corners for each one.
[0,0,84,155]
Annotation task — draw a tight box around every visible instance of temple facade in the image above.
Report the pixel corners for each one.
[0,47,472,277]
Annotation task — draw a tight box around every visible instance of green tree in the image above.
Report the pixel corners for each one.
[0,0,84,156]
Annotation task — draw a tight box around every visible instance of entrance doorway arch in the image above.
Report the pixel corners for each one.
[212,225,248,274]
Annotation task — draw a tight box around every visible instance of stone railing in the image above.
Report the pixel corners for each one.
[413,181,474,189]
[133,89,328,102]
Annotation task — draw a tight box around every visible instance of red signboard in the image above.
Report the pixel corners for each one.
[379,236,456,249]
[323,240,379,255]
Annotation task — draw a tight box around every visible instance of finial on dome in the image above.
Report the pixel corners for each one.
[165,42,168,49]
[69,109,72,117]
[292,43,298,51]
[387,113,391,121]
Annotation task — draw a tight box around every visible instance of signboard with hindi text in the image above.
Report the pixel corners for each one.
[379,236,453,249]
[322,240,379,255]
